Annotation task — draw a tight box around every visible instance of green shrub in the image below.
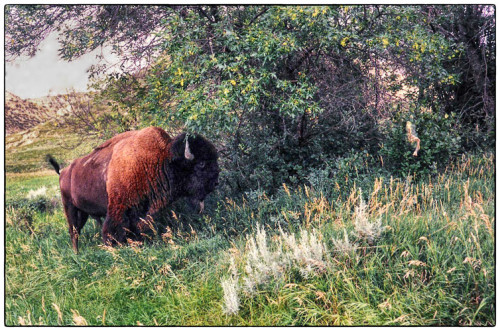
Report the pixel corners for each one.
[459,115,495,151]
[305,150,388,202]
[7,195,60,214]
[6,195,60,233]
[218,112,381,197]
[381,110,461,178]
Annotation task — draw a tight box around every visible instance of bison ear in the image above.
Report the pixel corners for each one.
[184,138,195,160]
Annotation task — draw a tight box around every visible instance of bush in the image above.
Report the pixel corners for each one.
[219,113,381,197]
[459,115,495,151]
[381,110,461,178]
[6,194,60,232]
[7,195,60,214]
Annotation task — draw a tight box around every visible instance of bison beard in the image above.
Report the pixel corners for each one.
[48,127,219,253]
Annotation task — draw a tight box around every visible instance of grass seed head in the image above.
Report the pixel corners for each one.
[221,276,240,315]
[332,229,358,258]
[354,190,384,244]
[71,309,87,326]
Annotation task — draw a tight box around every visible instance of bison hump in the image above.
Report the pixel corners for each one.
[106,127,172,209]
[92,130,137,153]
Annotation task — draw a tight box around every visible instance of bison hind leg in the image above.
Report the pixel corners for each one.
[62,199,89,254]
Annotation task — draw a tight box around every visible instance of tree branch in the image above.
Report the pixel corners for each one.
[247,7,268,26]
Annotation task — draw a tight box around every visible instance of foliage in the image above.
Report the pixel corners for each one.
[7,195,59,215]
[419,6,495,134]
[52,92,123,140]
[6,182,60,234]
[380,109,461,178]
[5,5,174,75]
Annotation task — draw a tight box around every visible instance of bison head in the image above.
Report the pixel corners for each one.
[168,133,220,212]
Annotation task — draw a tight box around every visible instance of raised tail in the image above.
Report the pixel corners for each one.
[46,154,60,175]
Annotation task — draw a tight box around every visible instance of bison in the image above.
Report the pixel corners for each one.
[47,127,219,253]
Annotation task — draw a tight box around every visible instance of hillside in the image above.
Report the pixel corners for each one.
[5,91,90,134]
[5,120,101,173]
[5,92,101,173]
[5,91,109,173]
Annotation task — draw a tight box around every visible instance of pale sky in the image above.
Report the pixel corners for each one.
[5,32,116,99]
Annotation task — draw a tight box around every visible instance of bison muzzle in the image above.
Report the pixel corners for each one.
[47,127,219,253]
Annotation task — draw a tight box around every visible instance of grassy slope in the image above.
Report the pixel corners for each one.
[5,150,495,326]
[6,121,101,173]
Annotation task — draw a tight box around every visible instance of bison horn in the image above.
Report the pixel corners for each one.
[184,138,195,160]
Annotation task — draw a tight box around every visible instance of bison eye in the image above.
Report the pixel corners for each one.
[196,161,206,169]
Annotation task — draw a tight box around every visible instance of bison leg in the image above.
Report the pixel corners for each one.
[62,198,89,254]
[101,215,127,246]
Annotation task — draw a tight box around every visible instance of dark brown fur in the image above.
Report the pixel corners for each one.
[48,127,219,253]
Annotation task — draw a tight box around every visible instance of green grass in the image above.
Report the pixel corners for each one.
[5,153,495,326]
[6,172,59,198]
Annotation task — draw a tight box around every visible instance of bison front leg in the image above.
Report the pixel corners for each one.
[101,215,127,247]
